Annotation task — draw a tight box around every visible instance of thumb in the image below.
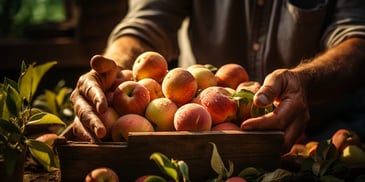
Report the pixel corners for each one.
[253,70,284,107]
[90,55,120,91]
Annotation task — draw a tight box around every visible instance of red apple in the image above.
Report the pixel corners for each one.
[215,63,249,89]
[211,122,240,131]
[138,78,164,100]
[85,167,119,182]
[174,103,212,131]
[162,68,198,106]
[197,86,237,125]
[226,176,247,182]
[111,114,154,141]
[112,80,150,116]
[35,133,58,149]
[110,69,134,91]
[132,51,168,82]
[145,98,178,131]
[331,128,361,152]
[99,106,120,141]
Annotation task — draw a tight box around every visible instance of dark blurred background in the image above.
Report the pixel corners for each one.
[0,0,128,92]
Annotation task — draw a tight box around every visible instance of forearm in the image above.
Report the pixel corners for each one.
[292,38,365,104]
[103,35,153,69]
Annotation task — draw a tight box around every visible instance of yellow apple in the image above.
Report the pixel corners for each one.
[145,98,178,131]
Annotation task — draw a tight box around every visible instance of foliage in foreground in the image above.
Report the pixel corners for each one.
[0,61,66,177]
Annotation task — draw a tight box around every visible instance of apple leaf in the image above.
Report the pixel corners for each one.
[0,140,24,176]
[177,160,190,182]
[45,90,58,114]
[27,112,66,126]
[150,152,178,181]
[209,142,229,177]
[5,85,22,117]
[238,167,265,181]
[261,168,292,182]
[26,139,60,171]
[18,61,57,103]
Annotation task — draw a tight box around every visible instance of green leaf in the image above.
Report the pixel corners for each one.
[3,77,18,91]
[26,139,60,171]
[18,61,57,103]
[177,160,190,182]
[56,87,72,106]
[300,157,315,172]
[0,143,23,176]
[27,112,66,126]
[0,119,22,136]
[209,142,228,176]
[150,152,178,181]
[45,90,58,114]
[261,168,292,182]
[6,85,22,117]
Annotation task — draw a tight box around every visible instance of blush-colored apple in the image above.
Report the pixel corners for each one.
[145,98,178,131]
[99,106,120,141]
[188,67,217,91]
[174,103,212,131]
[85,167,119,182]
[111,114,154,141]
[138,78,164,100]
[132,51,168,82]
[197,86,237,125]
[112,80,150,116]
[331,128,361,152]
[162,68,198,106]
[215,63,249,89]
[211,122,240,131]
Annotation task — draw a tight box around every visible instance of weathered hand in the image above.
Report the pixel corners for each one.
[240,69,310,153]
[70,55,120,139]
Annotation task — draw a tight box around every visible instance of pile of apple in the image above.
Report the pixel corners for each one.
[284,128,365,166]
[96,51,271,142]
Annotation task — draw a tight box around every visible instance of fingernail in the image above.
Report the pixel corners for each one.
[258,94,269,106]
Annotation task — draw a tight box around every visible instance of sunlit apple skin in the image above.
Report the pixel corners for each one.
[138,78,164,101]
[197,86,237,125]
[112,80,150,116]
[132,51,168,82]
[85,167,119,182]
[145,98,178,131]
[174,103,212,131]
[211,122,240,131]
[111,114,154,141]
[188,67,217,91]
[162,68,198,106]
[215,63,249,89]
[225,176,247,182]
[35,133,58,149]
[99,106,120,141]
[331,128,361,152]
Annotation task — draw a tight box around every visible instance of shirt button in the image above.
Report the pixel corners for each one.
[253,42,260,51]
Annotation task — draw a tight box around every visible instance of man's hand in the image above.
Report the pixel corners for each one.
[70,55,120,139]
[240,69,310,153]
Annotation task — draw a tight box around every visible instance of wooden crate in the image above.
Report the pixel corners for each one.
[55,130,284,181]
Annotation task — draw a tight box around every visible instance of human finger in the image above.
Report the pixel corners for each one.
[71,88,107,139]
